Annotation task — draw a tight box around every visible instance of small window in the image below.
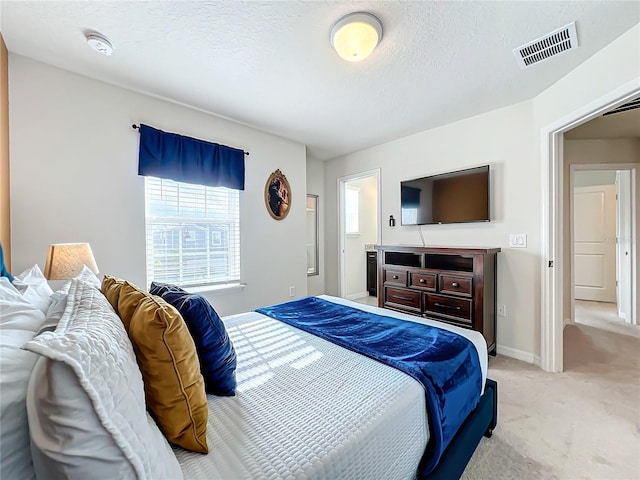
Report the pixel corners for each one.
[145,177,240,288]
[345,186,360,235]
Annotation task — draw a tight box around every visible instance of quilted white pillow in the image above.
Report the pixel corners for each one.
[0,277,46,480]
[23,279,183,480]
[27,358,138,479]
[72,264,101,289]
[40,265,100,332]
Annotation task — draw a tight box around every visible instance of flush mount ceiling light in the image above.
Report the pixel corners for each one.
[330,12,382,62]
[85,32,113,56]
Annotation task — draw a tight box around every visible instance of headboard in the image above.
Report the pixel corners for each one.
[1,32,10,270]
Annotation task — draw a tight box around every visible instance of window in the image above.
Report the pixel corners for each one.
[345,186,360,235]
[145,177,240,288]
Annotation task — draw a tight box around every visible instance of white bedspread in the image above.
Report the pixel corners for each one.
[176,296,486,480]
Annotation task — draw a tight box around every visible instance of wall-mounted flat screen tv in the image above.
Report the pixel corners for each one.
[400,165,490,225]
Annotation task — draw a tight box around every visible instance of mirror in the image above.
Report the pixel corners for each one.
[265,169,291,220]
[306,194,319,276]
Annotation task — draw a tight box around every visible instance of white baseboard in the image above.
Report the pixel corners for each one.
[496,345,536,364]
[346,291,369,301]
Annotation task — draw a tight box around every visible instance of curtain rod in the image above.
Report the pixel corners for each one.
[131,124,249,156]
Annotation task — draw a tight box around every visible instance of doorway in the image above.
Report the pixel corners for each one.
[571,167,637,336]
[541,82,640,373]
[338,169,381,300]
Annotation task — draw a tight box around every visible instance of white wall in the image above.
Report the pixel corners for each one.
[325,100,537,358]
[573,170,617,188]
[565,139,640,167]
[9,55,308,316]
[323,23,640,363]
[306,155,325,296]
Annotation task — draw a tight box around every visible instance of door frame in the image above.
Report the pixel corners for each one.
[541,79,640,373]
[616,169,635,323]
[569,164,637,324]
[337,169,382,298]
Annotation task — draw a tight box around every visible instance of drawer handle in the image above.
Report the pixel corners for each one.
[434,302,461,311]
[451,282,460,288]
[393,295,413,302]
[419,278,426,284]
[392,275,399,280]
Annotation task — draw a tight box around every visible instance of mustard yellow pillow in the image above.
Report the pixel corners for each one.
[128,293,208,453]
[100,275,126,314]
[116,281,148,332]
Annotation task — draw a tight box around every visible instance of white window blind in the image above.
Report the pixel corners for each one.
[345,186,360,235]
[145,177,240,288]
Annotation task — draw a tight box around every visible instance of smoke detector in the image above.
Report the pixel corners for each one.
[85,32,113,56]
[513,22,578,69]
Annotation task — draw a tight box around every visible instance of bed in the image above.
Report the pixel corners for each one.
[0,257,496,480]
[177,295,497,480]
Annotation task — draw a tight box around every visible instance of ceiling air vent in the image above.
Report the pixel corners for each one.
[513,22,578,69]
[603,97,640,116]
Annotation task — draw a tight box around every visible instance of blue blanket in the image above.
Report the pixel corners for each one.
[255,296,482,476]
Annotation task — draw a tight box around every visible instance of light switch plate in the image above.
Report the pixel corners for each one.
[509,234,527,248]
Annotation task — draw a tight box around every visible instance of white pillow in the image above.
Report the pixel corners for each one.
[12,264,53,314]
[0,279,47,480]
[0,276,21,301]
[23,279,183,480]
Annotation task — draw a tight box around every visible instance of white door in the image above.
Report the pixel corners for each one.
[573,184,617,302]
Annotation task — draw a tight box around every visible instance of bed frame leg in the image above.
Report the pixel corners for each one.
[486,378,497,439]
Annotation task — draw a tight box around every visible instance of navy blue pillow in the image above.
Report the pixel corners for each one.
[149,282,237,396]
[149,281,187,297]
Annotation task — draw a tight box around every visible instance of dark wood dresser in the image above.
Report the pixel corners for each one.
[376,245,500,355]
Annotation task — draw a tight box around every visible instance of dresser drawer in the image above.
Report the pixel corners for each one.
[383,269,407,287]
[425,293,472,323]
[384,287,421,313]
[409,272,436,291]
[439,275,472,297]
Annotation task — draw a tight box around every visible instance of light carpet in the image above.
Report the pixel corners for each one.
[574,300,640,339]
[461,323,640,480]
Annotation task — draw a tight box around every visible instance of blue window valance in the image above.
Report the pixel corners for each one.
[138,124,245,190]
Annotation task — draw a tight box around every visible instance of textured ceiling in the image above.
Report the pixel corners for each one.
[0,1,638,160]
